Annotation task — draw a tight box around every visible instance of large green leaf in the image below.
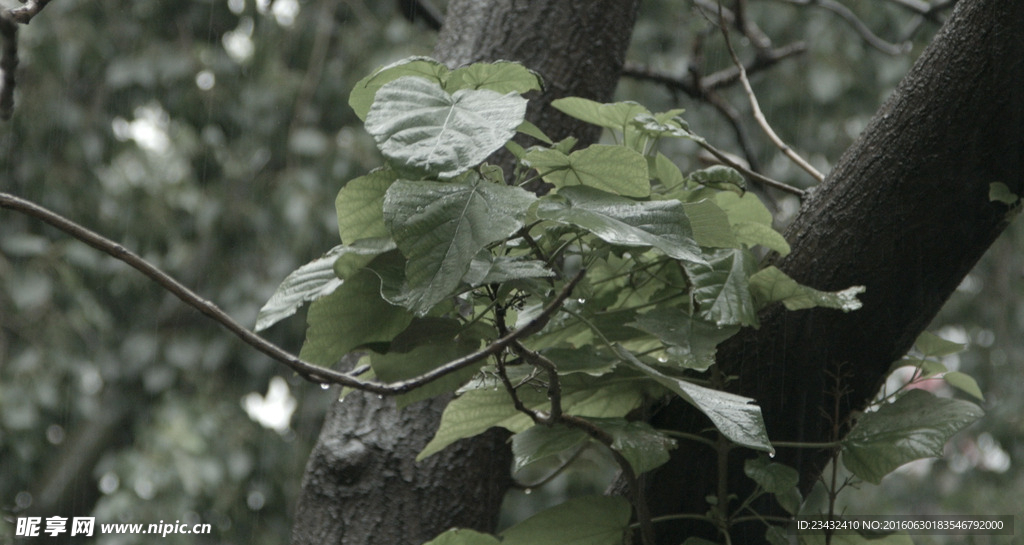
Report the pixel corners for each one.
[689,249,759,327]
[551,97,649,131]
[744,455,800,494]
[370,318,486,408]
[715,192,790,255]
[841,390,984,484]
[511,424,589,473]
[419,387,538,460]
[332,237,397,280]
[537,186,703,263]
[590,418,677,474]
[365,77,527,178]
[446,61,542,94]
[650,152,684,187]
[749,266,864,312]
[348,56,449,121]
[298,269,414,366]
[419,373,646,459]
[621,348,774,453]
[336,169,397,243]
[383,177,535,315]
[913,330,966,358]
[499,496,631,545]
[524,145,651,198]
[628,307,739,371]
[255,245,345,332]
[943,371,984,401]
[682,199,739,248]
[464,253,554,287]
[540,345,618,376]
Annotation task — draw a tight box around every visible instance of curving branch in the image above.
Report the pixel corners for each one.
[778,0,912,55]
[0,191,585,395]
[623,42,806,99]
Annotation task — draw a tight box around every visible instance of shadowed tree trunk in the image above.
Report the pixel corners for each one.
[648,0,1024,542]
[289,2,640,543]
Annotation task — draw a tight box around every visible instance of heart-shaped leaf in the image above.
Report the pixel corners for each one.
[366,77,527,178]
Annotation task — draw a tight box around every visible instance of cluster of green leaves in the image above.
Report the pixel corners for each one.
[256,56,874,544]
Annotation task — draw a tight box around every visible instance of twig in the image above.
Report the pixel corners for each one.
[0,191,585,395]
[699,41,807,92]
[512,341,563,419]
[622,42,806,98]
[713,3,826,184]
[692,0,772,50]
[491,299,653,544]
[778,0,912,56]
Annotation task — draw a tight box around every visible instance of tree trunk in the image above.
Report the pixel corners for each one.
[290,2,640,543]
[648,0,1024,542]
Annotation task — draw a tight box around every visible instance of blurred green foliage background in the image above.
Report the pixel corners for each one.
[1,1,1020,543]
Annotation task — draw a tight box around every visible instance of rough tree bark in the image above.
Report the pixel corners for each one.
[648,0,1024,542]
[289,2,640,543]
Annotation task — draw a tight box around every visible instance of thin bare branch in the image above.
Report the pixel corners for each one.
[622,42,806,97]
[712,4,826,184]
[0,191,585,395]
[692,0,772,50]
[779,0,912,55]
[700,41,807,91]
